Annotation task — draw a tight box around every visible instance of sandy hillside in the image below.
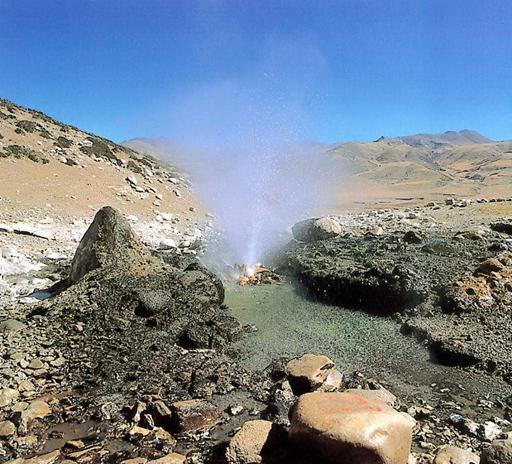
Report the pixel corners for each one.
[0,98,215,255]
[326,131,512,208]
[125,130,512,212]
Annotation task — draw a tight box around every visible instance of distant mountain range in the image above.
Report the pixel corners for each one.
[125,130,512,208]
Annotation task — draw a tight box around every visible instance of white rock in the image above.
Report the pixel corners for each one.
[1,246,18,258]
[126,175,138,186]
[159,239,177,250]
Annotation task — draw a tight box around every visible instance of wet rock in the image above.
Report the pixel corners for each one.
[226,420,286,464]
[434,445,480,464]
[480,436,512,463]
[170,399,221,432]
[292,217,342,242]
[285,354,335,394]
[289,391,415,464]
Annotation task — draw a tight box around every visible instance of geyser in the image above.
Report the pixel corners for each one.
[147,40,343,268]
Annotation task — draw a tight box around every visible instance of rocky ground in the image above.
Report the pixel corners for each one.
[2,96,512,464]
[284,198,512,383]
[1,202,512,463]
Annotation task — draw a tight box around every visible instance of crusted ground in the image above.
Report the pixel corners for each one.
[283,201,512,382]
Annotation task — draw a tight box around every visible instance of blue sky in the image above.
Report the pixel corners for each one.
[0,0,511,144]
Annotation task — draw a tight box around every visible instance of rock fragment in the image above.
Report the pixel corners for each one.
[0,420,16,437]
[226,420,286,464]
[170,399,221,432]
[434,445,480,464]
[285,353,336,394]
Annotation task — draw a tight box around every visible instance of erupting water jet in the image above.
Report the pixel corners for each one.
[234,262,281,285]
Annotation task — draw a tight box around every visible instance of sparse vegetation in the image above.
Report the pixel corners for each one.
[15,119,52,138]
[3,144,49,163]
[16,120,39,132]
[79,136,117,162]
[126,159,142,173]
[55,135,73,148]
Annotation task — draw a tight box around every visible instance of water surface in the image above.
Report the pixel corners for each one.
[226,281,511,403]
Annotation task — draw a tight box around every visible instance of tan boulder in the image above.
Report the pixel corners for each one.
[289,391,415,464]
[292,217,342,242]
[434,445,480,464]
[226,420,286,463]
[286,354,336,394]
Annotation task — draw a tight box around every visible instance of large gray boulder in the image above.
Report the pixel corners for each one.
[292,217,342,242]
[68,206,146,284]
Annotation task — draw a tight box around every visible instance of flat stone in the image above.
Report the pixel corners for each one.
[18,380,35,392]
[289,391,415,464]
[8,450,60,464]
[28,358,44,369]
[434,445,480,464]
[170,399,221,432]
[148,453,187,464]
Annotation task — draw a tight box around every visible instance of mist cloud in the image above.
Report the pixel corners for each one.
[153,36,344,265]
